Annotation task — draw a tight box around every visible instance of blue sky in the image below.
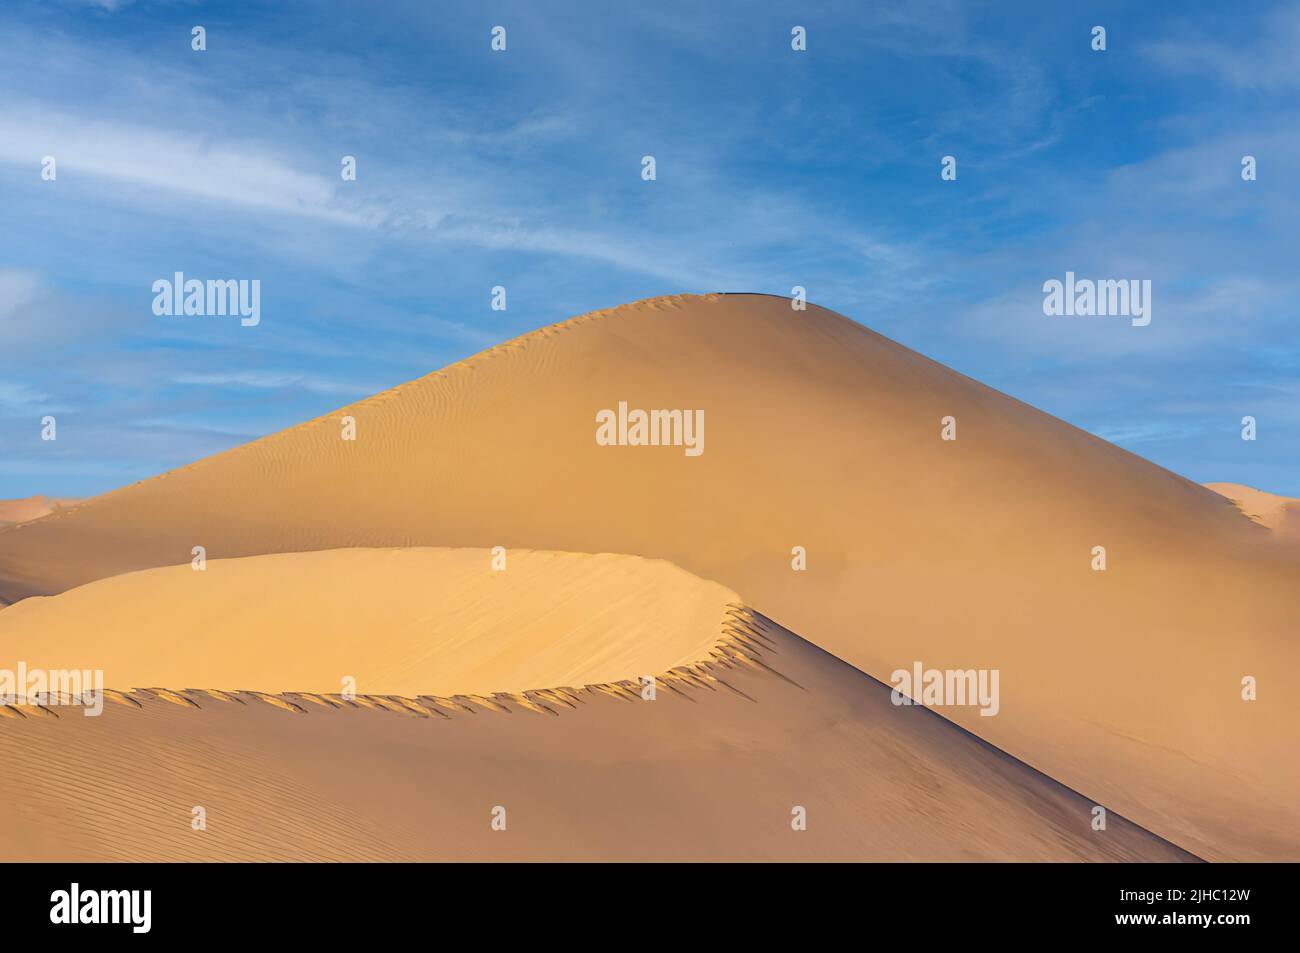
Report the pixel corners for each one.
[1,0,1296,497]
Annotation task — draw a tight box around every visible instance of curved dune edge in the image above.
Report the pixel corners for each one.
[0,601,778,720]
[0,603,769,722]
[0,548,741,698]
[0,606,1199,861]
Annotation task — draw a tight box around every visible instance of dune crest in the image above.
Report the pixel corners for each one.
[1206,482,1300,542]
[0,293,1295,860]
[0,602,1196,862]
[0,548,736,697]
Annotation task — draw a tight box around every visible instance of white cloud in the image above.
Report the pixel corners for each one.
[1091,422,1205,446]
[0,106,371,225]
[1144,7,1300,91]
[171,371,375,396]
[71,0,139,9]
[0,381,52,415]
[0,268,42,317]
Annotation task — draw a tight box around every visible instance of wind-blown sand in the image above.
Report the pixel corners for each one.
[0,294,1295,860]
[0,590,1193,861]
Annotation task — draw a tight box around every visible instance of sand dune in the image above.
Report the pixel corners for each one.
[1206,482,1300,542]
[0,495,75,527]
[0,603,1195,862]
[0,293,1295,860]
[0,548,735,697]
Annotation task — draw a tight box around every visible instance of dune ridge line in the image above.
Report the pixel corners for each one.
[0,294,719,532]
[0,603,789,722]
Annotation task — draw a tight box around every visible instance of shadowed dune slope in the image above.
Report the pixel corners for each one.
[0,548,735,696]
[0,609,1196,862]
[0,293,1295,859]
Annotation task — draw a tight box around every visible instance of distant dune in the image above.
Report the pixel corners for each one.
[1206,482,1300,542]
[0,495,76,527]
[0,294,1295,861]
[0,590,1194,861]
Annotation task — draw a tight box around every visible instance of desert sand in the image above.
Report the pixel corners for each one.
[0,548,737,696]
[0,495,75,527]
[0,581,1193,861]
[0,293,1295,861]
[1206,482,1300,542]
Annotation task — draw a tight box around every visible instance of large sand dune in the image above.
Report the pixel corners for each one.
[0,598,1194,862]
[0,293,1295,860]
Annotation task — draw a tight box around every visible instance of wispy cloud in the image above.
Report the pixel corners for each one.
[1144,6,1300,91]
[1092,422,1206,446]
[70,0,140,10]
[0,107,367,224]
[171,371,377,396]
[0,381,51,414]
